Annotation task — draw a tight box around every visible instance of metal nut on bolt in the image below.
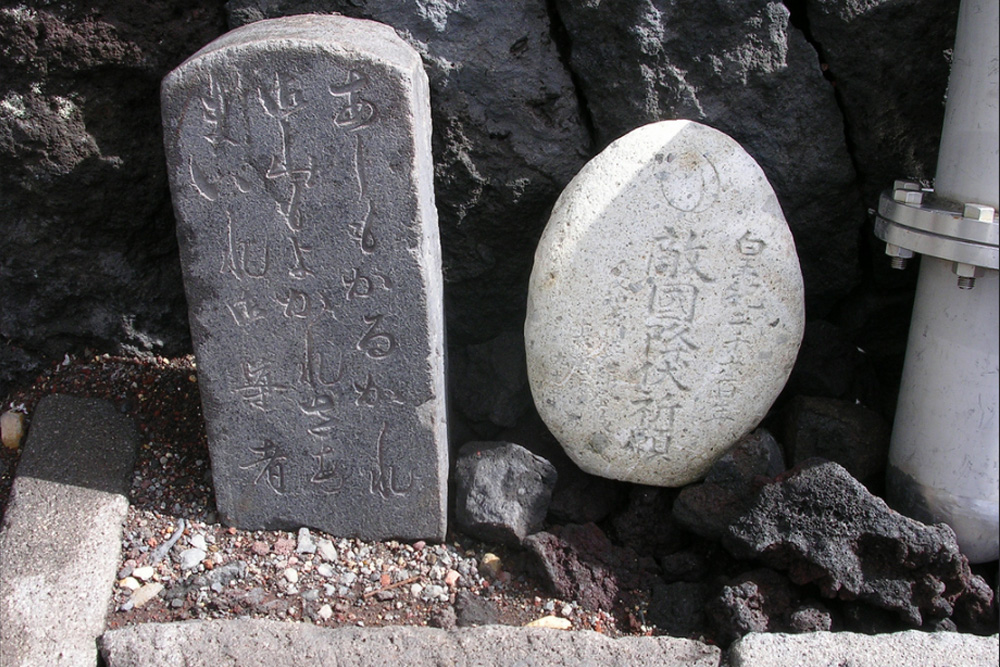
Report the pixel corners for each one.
[963,202,996,222]
[885,243,914,270]
[892,188,924,205]
[952,262,985,289]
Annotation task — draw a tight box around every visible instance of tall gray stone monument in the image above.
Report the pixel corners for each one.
[161,15,447,541]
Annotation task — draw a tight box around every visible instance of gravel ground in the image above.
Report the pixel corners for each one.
[1,354,650,637]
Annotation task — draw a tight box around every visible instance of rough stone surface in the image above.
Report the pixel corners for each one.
[672,429,786,541]
[0,394,137,667]
[647,581,710,638]
[449,329,533,434]
[729,630,999,667]
[803,0,958,205]
[453,441,557,546]
[785,320,882,407]
[1,2,962,444]
[0,3,227,394]
[554,0,864,314]
[523,522,651,612]
[781,396,890,486]
[526,120,804,487]
[225,0,591,348]
[722,460,998,631]
[98,619,722,667]
[454,590,501,628]
[497,413,624,525]
[705,568,831,645]
[161,16,447,540]
[611,485,686,557]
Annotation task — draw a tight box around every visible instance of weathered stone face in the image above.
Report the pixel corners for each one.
[525,120,804,487]
[161,15,447,540]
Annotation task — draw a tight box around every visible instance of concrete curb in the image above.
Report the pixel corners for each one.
[0,395,138,667]
[98,619,722,667]
[729,630,1000,667]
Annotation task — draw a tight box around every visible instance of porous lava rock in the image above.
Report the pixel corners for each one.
[648,581,710,638]
[498,413,624,526]
[0,3,227,393]
[523,523,651,612]
[721,459,997,631]
[672,429,785,540]
[803,0,958,204]
[454,442,557,546]
[611,485,686,558]
[705,568,832,645]
[781,396,890,487]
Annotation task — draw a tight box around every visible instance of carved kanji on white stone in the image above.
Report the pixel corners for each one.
[525,120,805,486]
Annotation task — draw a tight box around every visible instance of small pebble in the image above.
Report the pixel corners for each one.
[1,410,25,450]
[479,553,502,579]
[421,584,446,601]
[283,568,299,584]
[316,539,338,562]
[301,589,320,601]
[444,569,461,588]
[119,577,141,591]
[525,615,572,630]
[561,604,574,617]
[296,527,316,554]
[189,534,208,551]
[132,583,164,608]
[410,583,424,598]
[316,564,334,578]
[318,604,333,620]
[132,566,155,581]
[179,548,207,570]
[274,537,295,555]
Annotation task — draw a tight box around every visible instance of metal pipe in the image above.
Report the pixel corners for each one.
[878,0,999,563]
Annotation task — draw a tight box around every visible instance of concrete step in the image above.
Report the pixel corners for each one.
[729,630,999,667]
[99,620,721,667]
[0,394,138,667]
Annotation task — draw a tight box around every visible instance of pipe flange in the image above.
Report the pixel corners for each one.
[875,180,999,272]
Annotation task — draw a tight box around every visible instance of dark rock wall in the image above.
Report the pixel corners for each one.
[0,1,959,434]
[1,2,228,387]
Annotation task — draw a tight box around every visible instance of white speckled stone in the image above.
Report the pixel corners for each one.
[525,120,804,486]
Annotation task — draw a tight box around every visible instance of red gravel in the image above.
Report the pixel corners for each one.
[1,354,654,638]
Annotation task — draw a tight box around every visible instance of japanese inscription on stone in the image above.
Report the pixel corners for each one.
[162,15,447,540]
[526,120,804,487]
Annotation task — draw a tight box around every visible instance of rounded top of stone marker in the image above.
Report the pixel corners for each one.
[525,120,805,487]
[167,14,421,79]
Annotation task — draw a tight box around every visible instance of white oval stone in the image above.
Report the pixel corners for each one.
[525,120,804,486]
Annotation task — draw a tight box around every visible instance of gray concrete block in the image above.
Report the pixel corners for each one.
[0,395,138,667]
[729,630,1000,667]
[99,619,722,666]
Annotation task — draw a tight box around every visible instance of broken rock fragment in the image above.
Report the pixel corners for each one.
[721,459,997,631]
